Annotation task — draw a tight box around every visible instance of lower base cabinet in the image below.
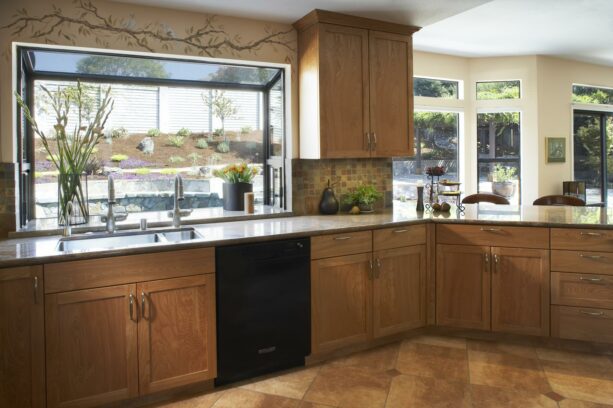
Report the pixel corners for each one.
[552,305,613,343]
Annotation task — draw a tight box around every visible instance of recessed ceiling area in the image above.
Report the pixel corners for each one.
[413,0,613,66]
[108,0,492,27]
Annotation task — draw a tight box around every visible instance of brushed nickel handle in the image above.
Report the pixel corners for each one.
[580,231,602,236]
[369,259,374,280]
[141,291,146,319]
[393,229,408,233]
[334,236,352,241]
[580,310,605,317]
[579,254,605,260]
[493,254,500,272]
[33,276,38,304]
[375,258,382,278]
[579,276,603,283]
[366,132,371,151]
[480,227,502,232]
[372,132,377,150]
[484,252,490,264]
[129,292,135,321]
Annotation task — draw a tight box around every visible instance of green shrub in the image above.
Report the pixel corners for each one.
[169,155,185,164]
[45,154,59,162]
[195,138,209,149]
[167,135,186,148]
[208,154,221,165]
[240,126,252,134]
[187,152,201,166]
[110,154,129,162]
[110,127,129,139]
[160,168,178,175]
[34,171,43,179]
[147,128,161,137]
[176,128,191,138]
[135,168,151,175]
[213,128,223,137]
[216,141,230,153]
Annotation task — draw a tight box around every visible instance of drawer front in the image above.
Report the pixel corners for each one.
[436,224,549,249]
[311,230,372,259]
[551,228,613,251]
[551,305,613,344]
[45,247,215,293]
[551,272,613,309]
[373,224,426,251]
[551,250,613,276]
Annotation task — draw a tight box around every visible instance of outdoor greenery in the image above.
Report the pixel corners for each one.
[110,154,129,162]
[476,81,520,100]
[573,114,613,187]
[168,155,185,164]
[477,112,520,157]
[110,127,128,139]
[213,163,258,184]
[176,127,192,138]
[203,90,237,142]
[492,164,517,182]
[147,128,161,137]
[217,141,230,153]
[195,138,209,149]
[414,77,458,99]
[167,134,186,147]
[572,85,613,105]
[414,112,458,160]
[76,55,169,78]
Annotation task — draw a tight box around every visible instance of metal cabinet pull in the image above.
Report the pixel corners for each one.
[141,291,146,319]
[375,258,382,278]
[580,231,602,237]
[129,292,135,321]
[372,132,377,150]
[334,236,352,241]
[579,276,603,283]
[368,259,374,280]
[579,254,605,260]
[480,227,502,232]
[493,254,500,272]
[484,252,490,265]
[393,229,408,233]
[580,310,605,317]
[366,132,371,151]
[33,276,38,304]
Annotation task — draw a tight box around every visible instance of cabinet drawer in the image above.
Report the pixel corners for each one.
[311,230,372,259]
[45,248,215,293]
[552,272,613,309]
[436,224,549,249]
[551,305,613,344]
[373,224,425,251]
[551,250,613,275]
[551,228,613,251]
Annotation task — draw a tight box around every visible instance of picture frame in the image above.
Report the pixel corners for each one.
[546,137,566,163]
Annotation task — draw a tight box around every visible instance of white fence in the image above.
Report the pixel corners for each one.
[34,80,263,135]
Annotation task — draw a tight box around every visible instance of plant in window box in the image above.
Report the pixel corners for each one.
[213,163,258,211]
[491,164,517,198]
[342,184,383,214]
[16,82,114,225]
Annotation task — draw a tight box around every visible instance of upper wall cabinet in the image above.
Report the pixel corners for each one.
[294,10,419,159]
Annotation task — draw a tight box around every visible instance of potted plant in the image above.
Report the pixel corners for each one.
[213,163,259,211]
[491,164,517,198]
[342,184,383,213]
[16,82,114,225]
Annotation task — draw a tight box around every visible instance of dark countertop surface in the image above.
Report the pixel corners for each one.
[1,203,612,268]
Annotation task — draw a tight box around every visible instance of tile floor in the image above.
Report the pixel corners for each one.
[154,335,613,408]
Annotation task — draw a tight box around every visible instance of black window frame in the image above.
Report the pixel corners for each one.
[16,46,287,226]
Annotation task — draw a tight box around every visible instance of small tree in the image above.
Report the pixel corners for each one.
[202,90,237,144]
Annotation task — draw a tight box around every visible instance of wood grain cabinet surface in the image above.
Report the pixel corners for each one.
[0,266,45,408]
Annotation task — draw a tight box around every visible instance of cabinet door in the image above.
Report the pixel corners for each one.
[46,284,138,408]
[436,244,491,330]
[319,24,370,158]
[138,274,216,395]
[373,245,426,338]
[491,247,550,336]
[0,266,44,408]
[369,30,413,157]
[311,253,373,354]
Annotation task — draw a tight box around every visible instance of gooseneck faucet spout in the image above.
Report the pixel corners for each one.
[106,175,117,233]
[170,175,192,227]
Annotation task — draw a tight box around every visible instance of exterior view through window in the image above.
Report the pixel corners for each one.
[476,80,520,100]
[413,77,459,99]
[17,47,286,223]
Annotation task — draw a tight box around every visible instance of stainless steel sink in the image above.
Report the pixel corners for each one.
[56,227,203,252]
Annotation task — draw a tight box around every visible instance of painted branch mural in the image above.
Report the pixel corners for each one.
[1,0,295,58]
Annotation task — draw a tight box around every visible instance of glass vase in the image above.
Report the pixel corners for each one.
[57,173,89,225]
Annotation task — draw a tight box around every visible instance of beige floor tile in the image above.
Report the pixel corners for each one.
[542,360,613,405]
[155,390,225,408]
[470,384,557,408]
[386,374,471,408]
[396,341,469,382]
[303,364,391,408]
[559,400,613,408]
[298,402,336,408]
[406,334,467,350]
[240,366,321,400]
[468,339,539,359]
[329,343,399,372]
[537,348,613,370]
[211,388,300,408]
[468,350,551,394]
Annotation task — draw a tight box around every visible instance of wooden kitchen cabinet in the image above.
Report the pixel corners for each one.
[436,244,491,330]
[295,10,418,159]
[138,275,217,395]
[0,266,45,408]
[46,284,139,408]
[491,247,550,336]
[373,245,426,338]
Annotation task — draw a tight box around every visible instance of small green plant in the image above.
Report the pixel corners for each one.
[195,138,209,149]
[342,184,383,208]
[208,154,221,165]
[110,127,128,139]
[240,126,252,134]
[46,154,59,162]
[135,168,151,175]
[34,171,43,179]
[167,134,186,148]
[187,152,201,166]
[147,128,161,137]
[160,168,178,175]
[110,154,129,163]
[213,128,224,137]
[213,163,258,183]
[217,141,230,153]
[176,127,191,138]
[492,164,517,182]
[169,155,185,164]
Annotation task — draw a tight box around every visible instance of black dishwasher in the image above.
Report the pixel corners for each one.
[215,238,310,385]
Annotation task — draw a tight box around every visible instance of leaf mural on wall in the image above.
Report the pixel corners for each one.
[1,0,295,58]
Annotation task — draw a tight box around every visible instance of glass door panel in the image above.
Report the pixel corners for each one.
[573,112,603,205]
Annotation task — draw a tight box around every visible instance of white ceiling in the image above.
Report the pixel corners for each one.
[413,0,613,66]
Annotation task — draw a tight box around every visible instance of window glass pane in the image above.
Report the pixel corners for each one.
[394,111,459,200]
[477,112,521,204]
[607,116,613,205]
[33,79,267,218]
[414,77,459,99]
[268,75,284,157]
[573,112,603,204]
[476,81,520,100]
[572,85,613,105]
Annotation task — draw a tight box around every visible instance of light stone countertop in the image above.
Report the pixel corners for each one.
[0,203,612,268]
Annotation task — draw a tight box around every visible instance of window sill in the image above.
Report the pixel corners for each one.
[11,206,292,238]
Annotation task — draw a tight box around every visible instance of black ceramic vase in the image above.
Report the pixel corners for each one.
[222,182,253,211]
[319,180,339,215]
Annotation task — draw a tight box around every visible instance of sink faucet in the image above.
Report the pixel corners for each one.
[169,175,192,227]
[106,175,118,233]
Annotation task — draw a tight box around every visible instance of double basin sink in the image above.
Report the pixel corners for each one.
[56,227,203,252]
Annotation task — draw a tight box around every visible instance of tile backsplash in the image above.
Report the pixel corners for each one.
[291,158,393,215]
